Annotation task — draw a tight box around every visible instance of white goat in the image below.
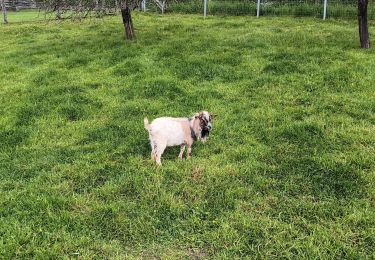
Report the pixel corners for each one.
[144,111,213,165]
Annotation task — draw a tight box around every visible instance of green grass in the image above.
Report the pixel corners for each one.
[4,10,45,23]
[1,13,375,258]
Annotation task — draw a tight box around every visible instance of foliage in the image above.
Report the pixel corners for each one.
[39,0,139,19]
[0,13,374,258]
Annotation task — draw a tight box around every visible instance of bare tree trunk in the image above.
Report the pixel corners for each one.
[115,0,118,12]
[101,0,105,13]
[11,0,16,11]
[154,0,166,13]
[121,2,135,40]
[1,0,7,24]
[358,0,370,48]
[56,5,62,19]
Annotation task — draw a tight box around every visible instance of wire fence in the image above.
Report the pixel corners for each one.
[1,0,119,24]
[2,0,375,24]
[165,0,375,19]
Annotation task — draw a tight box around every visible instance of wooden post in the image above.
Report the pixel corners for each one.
[323,0,327,20]
[257,0,260,17]
[121,1,135,40]
[358,0,370,48]
[1,0,8,24]
[56,5,62,19]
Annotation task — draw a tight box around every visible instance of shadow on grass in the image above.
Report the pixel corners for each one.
[260,121,369,200]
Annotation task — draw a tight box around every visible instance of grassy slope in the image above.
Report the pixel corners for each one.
[0,13,374,258]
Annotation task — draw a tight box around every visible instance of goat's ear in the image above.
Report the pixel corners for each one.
[210,113,217,118]
[194,112,200,118]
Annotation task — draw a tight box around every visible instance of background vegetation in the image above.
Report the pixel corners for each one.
[168,0,375,19]
[4,0,375,24]
[0,12,374,258]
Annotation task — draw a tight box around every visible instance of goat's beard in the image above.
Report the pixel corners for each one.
[200,129,210,143]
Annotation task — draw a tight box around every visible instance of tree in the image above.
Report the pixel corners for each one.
[43,0,136,40]
[358,0,370,48]
[153,0,167,14]
[1,0,8,24]
[121,0,135,40]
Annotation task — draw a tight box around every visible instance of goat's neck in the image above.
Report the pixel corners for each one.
[188,117,201,139]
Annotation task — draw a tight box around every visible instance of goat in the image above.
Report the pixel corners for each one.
[144,111,213,165]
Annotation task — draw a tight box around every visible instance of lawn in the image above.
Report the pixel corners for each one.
[0,13,374,258]
[4,10,46,23]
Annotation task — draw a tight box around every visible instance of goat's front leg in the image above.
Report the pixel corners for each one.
[178,144,186,159]
[187,144,192,159]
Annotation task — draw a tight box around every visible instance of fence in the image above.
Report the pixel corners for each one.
[2,0,375,23]
[3,0,41,10]
[161,0,375,20]
[1,0,120,23]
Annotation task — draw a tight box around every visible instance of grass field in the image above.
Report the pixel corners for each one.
[3,10,46,23]
[1,12,375,258]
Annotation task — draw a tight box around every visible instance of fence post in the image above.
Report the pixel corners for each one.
[323,0,327,19]
[203,0,207,17]
[257,0,261,17]
[142,0,146,11]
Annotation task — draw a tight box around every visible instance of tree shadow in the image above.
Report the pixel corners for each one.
[259,122,369,200]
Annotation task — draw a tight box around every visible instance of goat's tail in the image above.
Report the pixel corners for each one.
[144,118,151,130]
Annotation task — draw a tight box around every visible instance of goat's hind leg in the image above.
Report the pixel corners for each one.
[151,151,156,161]
[150,138,157,161]
[155,141,167,166]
